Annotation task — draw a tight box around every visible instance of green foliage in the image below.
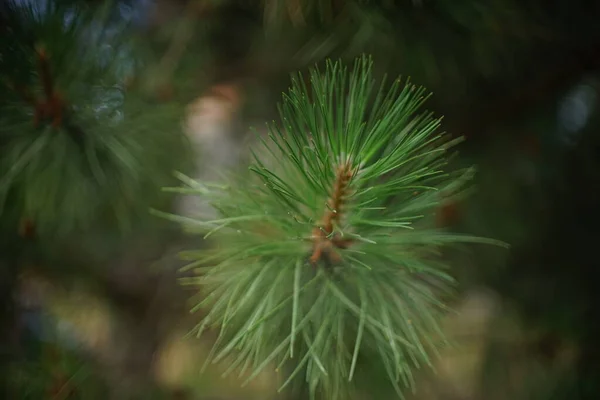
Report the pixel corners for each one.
[161,56,506,399]
[247,0,546,91]
[0,0,192,237]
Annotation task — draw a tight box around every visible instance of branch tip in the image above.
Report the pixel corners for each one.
[310,162,356,266]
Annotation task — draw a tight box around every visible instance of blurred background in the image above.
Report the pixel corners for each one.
[2,0,600,399]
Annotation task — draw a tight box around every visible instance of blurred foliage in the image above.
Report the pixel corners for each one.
[0,0,195,238]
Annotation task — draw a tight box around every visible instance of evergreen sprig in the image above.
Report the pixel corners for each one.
[0,0,192,236]
[163,55,506,399]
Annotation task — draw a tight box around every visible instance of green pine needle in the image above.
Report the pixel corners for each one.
[166,55,507,399]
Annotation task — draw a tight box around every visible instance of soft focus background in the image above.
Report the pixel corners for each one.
[2,0,600,399]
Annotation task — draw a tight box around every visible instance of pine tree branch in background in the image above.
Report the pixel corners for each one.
[0,0,193,237]
[33,46,66,128]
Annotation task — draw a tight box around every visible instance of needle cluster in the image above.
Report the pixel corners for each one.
[163,55,505,399]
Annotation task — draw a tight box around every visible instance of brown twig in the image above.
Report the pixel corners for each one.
[36,46,53,99]
[33,45,66,128]
[6,46,67,128]
[309,162,355,266]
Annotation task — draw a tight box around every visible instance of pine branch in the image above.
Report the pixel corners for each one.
[164,56,507,399]
[0,0,193,236]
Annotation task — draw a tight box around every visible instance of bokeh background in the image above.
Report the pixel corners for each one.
[2,0,600,399]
